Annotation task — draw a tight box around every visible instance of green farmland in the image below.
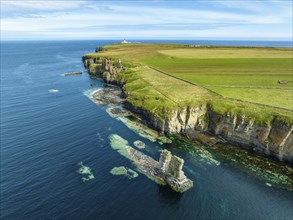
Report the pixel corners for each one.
[85,43,293,124]
[142,55,293,109]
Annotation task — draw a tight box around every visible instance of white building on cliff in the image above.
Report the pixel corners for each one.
[121,39,129,44]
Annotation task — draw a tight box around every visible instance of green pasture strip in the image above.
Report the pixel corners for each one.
[142,58,292,78]
[206,87,293,110]
[158,48,293,59]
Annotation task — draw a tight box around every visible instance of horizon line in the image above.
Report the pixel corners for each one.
[1,39,293,42]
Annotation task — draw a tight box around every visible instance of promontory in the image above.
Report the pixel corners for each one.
[83,43,293,163]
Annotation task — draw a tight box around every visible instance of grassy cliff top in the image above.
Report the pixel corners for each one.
[84,43,292,60]
[84,43,293,124]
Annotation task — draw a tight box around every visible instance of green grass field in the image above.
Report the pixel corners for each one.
[84,43,293,124]
[205,87,293,109]
[142,54,292,109]
[142,57,292,86]
[158,48,293,59]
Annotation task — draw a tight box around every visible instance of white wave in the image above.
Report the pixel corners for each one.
[82,88,101,101]
[48,89,59,93]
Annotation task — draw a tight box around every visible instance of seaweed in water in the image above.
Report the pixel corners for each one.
[110,166,139,179]
[167,135,220,166]
[78,162,95,182]
[117,116,171,144]
[109,134,130,159]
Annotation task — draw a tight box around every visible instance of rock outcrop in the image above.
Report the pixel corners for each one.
[159,150,193,192]
[91,87,124,106]
[109,133,193,192]
[127,147,193,192]
[95,46,105,53]
[64,71,82,76]
[83,55,293,164]
[83,56,122,84]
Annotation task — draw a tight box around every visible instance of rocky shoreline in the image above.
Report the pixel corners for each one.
[86,72,293,191]
[82,49,293,164]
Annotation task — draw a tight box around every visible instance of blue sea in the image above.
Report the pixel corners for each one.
[1,40,293,220]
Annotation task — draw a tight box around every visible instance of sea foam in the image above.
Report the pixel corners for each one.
[48,89,59,93]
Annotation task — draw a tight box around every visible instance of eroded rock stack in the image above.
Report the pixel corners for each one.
[159,150,193,192]
[127,146,193,192]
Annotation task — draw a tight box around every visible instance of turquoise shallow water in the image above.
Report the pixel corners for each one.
[1,40,293,220]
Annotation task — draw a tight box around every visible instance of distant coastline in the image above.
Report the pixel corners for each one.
[2,39,292,48]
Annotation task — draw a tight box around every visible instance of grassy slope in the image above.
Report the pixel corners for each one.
[84,43,293,124]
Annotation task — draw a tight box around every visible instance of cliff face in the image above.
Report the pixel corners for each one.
[162,106,293,163]
[83,57,121,84]
[83,56,293,164]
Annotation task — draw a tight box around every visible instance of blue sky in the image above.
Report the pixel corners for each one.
[1,0,292,40]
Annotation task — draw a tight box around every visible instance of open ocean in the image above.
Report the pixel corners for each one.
[1,40,293,220]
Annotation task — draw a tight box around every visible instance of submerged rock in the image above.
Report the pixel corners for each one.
[117,117,171,144]
[82,174,95,182]
[110,166,139,179]
[78,162,95,182]
[209,142,293,191]
[169,135,221,166]
[64,71,82,76]
[108,134,193,192]
[109,134,130,159]
[133,140,145,149]
[111,166,127,175]
[97,132,105,143]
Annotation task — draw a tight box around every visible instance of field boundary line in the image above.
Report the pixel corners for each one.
[148,66,293,112]
[200,85,293,90]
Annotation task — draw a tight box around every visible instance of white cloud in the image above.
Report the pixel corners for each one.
[211,0,292,12]
[1,0,86,11]
[1,0,292,40]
